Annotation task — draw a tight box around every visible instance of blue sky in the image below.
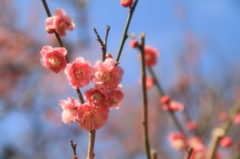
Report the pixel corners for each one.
[2,0,240,158]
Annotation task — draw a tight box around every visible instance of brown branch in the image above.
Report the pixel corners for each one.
[115,0,139,63]
[70,140,78,159]
[139,33,151,159]
[87,130,96,159]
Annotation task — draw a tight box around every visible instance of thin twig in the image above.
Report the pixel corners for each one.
[115,0,139,63]
[206,102,240,159]
[92,26,110,61]
[87,130,96,159]
[41,0,84,104]
[148,66,186,135]
[70,140,78,159]
[147,67,164,96]
[104,25,110,61]
[139,33,151,159]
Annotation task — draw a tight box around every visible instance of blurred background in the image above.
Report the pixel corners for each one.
[1,0,240,158]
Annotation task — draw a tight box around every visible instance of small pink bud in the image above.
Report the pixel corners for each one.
[160,95,171,105]
[218,111,228,121]
[168,132,187,151]
[120,0,133,7]
[74,143,78,147]
[220,136,232,148]
[106,53,112,58]
[233,113,240,124]
[130,39,139,48]
[185,121,196,131]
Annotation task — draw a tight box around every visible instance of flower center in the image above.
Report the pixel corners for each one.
[82,110,103,125]
[74,69,85,80]
[100,71,112,82]
[145,54,152,61]
[48,55,61,68]
[91,92,104,104]
[59,21,68,30]
[173,139,184,150]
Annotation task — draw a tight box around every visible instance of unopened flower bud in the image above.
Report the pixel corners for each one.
[160,95,171,105]
[106,53,112,58]
[130,39,139,48]
[120,0,133,7]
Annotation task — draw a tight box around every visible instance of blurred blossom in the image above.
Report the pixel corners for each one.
[139,76,154,90]
[160,96,184,112]
[218,111,228,121]
[233,113,240,124]
[185,121,197,131]
[220,136,233,148]
[168,132,187,151]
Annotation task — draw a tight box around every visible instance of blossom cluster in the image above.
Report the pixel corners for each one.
[40,8,124,131]
[168,132,231,159]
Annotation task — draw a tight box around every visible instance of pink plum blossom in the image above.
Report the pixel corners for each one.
[77,103,109,131]
[40,45,67,73]
[233,113,240,124]
[218,111,228,121]
[139,76,154,90]
[160,95,184,112]
[59,97,80,123]
[220,136,233,148]
[120,0,133,7]
[109,85,124,109]
[91,57,124,90]
[45,8,75,36]
[168,132,187,151]
[144,46,159,67]
[84,87,109,109]
[130,39,139,48]
[185,121,197,131]
[65,57,91,89]
[187,136,204,150]
[189,148,206,159]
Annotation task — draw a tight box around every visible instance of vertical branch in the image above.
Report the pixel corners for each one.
[90,26,110,159]
[103,25,110,61]
[151,150,157,159]
[115,0,139,63]
[87,130,96,159]
[139,33,151,159]
[41,0,85,105]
